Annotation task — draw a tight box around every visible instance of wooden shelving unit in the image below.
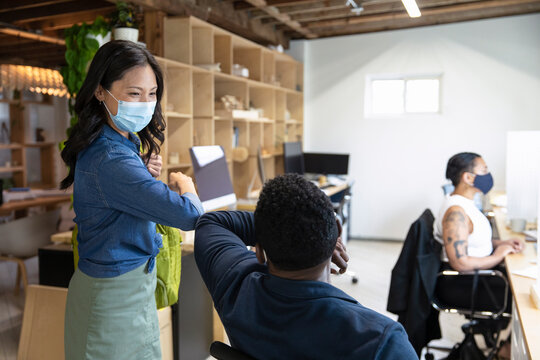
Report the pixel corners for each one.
[158,16,303,199]
[0,104,56,188]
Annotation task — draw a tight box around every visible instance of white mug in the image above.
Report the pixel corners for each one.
[510,218,526,233]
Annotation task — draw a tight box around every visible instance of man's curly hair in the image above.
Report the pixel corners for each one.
[254,174,338,271]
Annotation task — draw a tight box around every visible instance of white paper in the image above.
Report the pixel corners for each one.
[191,146,224,167]
[512,266,538,279]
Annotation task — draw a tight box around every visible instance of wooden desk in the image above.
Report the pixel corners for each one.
[50,230,195,256]
[236,181,352,211]
[494,208,539,360]
[0,195,71,216]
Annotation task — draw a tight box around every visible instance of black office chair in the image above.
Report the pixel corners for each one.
[427,268,511,360]
[210,341,256,360]
[388,209,511,360]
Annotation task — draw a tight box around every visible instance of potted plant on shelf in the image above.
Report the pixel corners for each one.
[60,15,111,147]
[111,2,140,43]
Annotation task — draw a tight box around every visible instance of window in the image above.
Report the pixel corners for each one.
[366,75,441,116]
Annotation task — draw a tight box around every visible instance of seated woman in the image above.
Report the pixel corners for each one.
[433,152,523,312]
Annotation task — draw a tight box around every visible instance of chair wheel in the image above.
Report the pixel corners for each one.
[352,277,358,284]
[424,353,434,360]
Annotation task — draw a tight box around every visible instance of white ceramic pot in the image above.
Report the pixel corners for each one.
[87,31,111,48]
[113,27,139,42]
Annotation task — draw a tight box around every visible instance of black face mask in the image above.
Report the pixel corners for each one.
[472,172,494,194]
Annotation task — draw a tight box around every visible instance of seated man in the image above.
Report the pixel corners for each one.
[194,174,416,359]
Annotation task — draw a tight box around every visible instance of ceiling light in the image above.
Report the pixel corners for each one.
[346,0,364,14]
[0,64,68,98]
[401,0,421,17]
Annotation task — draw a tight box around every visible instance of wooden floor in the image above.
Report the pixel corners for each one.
[1,240,475,360]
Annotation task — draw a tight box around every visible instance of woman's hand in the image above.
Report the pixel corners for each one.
[142,153,162,178]
[169,172,197,195]
[498,238,524,253]
[493,243,516,259]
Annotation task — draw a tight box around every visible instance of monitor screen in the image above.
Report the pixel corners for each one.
[303,153,349,175]
[283,141,305,175]
[190,146,237,211]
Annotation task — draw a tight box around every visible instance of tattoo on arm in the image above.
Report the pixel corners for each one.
[453,240,466,259]
[443,209,467,246]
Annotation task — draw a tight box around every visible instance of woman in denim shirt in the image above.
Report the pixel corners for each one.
[60,41,204,360]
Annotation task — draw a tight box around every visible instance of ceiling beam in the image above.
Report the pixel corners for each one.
[0,0,75,14]
[304,0,540,28]
[0,1,112,23]
[241,0,318,38]
[14,7,116,31]
[235,0,325,10]
[0,27,65,45]
[107,0,289,47]
[250,0,347,19]
[270,0,485,26]
[299,0,540,36]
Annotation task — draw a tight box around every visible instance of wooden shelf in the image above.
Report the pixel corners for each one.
[0,143,23,149]
[0,166,24,173]
[167,163,192,170]
[161,16,303,198]
[166,112,192,119]
[24,142,55,148]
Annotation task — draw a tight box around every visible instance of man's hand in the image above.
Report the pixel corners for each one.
[142,153,162,178]
[331,237,349,274]
[169,172,197,195]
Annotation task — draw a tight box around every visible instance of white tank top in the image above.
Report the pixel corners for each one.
[434,194,493,261]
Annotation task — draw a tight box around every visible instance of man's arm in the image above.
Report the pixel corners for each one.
[194,211,264,306]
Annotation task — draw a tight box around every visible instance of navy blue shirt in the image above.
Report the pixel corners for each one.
[195,211,417,360]
[73,124,204,278]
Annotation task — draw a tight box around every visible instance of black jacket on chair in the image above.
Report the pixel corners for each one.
[387,209,442,356]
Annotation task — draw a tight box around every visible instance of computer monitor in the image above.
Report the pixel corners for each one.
[283,141,305,175]
[189,146,237,211]
[303,153,349,175]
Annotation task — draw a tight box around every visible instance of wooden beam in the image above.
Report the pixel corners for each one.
[235,0,324,10]
[0,0,73,13]
[0,0,113,23]
[305,0,540,28]
[14,7,116,30]
[253,0,348,20]
[109,0,290,46]
[0,27,65,45]
[143,10,166,57]
[242,0,318,38]
[301,0,540,36]
[270,0,485,26]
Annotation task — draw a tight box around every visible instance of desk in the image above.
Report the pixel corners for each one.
[0,195,71,217]
[494,208,539,360]
[236,180,353,211]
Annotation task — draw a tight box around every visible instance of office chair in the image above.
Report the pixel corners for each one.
[210,341,256,360]
[427,268,511,360]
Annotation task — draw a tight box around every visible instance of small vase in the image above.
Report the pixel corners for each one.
[113,27,139,43]
[87,31,111,48]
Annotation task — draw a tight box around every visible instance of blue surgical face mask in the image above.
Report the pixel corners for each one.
[103,89,156,133]
[472,172,494,195]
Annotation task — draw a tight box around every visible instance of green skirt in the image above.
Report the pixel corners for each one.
[64,262,161,360]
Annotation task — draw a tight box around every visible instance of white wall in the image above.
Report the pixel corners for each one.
[290,14,540,240]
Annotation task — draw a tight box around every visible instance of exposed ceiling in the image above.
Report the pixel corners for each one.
[0,0,539,69]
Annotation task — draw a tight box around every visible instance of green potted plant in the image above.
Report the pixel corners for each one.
[60,16,111,147]
[111,2,140,43]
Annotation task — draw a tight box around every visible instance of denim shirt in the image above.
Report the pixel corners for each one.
[73,124,204,278]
